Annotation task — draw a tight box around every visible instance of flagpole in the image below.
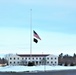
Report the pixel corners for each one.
[30,9,32,62]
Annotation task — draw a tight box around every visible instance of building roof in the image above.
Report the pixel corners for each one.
[17,54,49,57]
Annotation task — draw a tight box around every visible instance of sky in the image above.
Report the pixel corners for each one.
[0,0,76,56]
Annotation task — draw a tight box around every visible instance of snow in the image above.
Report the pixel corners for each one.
[0,65,76,72]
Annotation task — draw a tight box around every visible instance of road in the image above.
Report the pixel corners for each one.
[0,70,76,75]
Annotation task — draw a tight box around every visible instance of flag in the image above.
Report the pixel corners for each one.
[33,30,41,40]
[33,38,38,43]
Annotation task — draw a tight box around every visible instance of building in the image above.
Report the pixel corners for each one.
[5,54,58,66]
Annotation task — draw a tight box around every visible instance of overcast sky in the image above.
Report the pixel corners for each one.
[0,0,76,55]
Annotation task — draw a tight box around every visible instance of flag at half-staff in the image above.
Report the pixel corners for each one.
[33,38,38,43]
[33,30,41,43]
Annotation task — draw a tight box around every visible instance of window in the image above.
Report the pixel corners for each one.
[51,61,53,63]
[55,61,57,63]
[51,58,53,59]
[47,62,49,64]
[32,58,34,60]
[36,58,38,60]
[36,61,38,64]
[10,58,12,60]
[55,58,56,59]
[47,58,49,60]
[39,61,41,64]
[17,58,19,60]
[17,62,19,64]
[39,58,41,60]
[10,62,12,64]
[14,58,15,60]
[26,62,27,64]
[14,62,15,64]
[25,58,27,60]
[22,58,24,60]
[29,58,30,60]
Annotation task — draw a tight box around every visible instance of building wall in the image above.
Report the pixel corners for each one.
[46,55,58,66]
[5,54,22,66]
[5,54,58,66]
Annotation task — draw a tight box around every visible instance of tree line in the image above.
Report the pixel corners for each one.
[0,58,8,64]
[59,53,76,66]
[59,53,76,58]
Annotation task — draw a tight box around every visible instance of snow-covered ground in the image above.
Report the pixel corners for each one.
[0,65,76,72]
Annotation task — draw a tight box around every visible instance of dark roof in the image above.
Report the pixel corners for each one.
[17,54,49,57]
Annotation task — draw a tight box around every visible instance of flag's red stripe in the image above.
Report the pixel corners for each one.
[34,34,41,40]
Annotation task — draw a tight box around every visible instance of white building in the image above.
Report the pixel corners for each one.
[5,54,58,66]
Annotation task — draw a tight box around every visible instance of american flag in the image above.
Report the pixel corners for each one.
[33,30,41,40]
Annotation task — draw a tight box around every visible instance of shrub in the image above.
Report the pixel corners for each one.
[28,62,35,66]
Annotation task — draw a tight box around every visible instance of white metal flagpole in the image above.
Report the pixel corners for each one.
[30,9,32,62]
